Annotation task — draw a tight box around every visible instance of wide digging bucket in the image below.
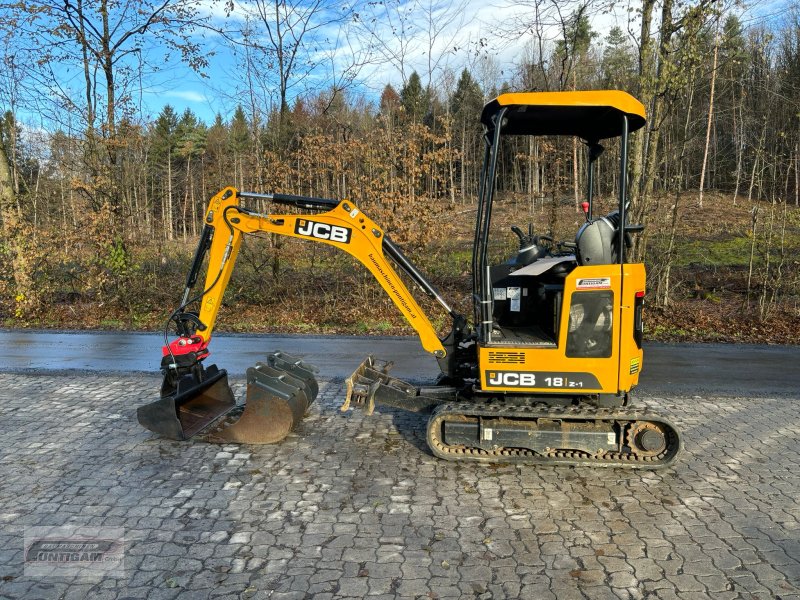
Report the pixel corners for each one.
[137,363,236,441]
[207,351,319,444]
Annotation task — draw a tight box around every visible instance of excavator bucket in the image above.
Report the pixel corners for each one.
[137,363,236,441]
[207,352,319,444]
[138,351,318,444]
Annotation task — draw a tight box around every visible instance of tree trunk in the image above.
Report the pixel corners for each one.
[661,82,696,307]
[795,143,799,206]
[698,17,720,209]
[167,147,174,241]
[732,90,744,205]
[0,132,15,230]
[629,0,657,210]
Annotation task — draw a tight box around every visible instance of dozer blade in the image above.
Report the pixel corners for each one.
[207,352,318,444]
[137,364,236,441]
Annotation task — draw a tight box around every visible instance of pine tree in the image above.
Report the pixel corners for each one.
[228,106,251,188]
[601,27,635,89]
[401,72,429,123]
[450,70,484,201]
[151,105,179,238]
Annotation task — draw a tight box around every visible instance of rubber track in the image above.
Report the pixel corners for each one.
[426,399,682,469]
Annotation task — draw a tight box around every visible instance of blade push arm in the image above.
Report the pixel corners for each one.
[173,187,448,358]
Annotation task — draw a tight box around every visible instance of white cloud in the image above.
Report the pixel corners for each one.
[163,90,208,103]
[311,0,629,99]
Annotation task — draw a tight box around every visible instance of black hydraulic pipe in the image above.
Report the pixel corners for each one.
[383,236,453,315]
[479,109,507,343]
[186,224,213,290]
[238,191,339,210]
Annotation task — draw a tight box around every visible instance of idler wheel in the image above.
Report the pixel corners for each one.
[627,422,667,457]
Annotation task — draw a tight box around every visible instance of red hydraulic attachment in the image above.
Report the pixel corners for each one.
[162,335,210,359]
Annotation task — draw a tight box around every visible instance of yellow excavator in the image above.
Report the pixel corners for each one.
[137,90,681,468]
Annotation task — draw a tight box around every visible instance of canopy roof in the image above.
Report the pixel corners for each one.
[480,91,646,140]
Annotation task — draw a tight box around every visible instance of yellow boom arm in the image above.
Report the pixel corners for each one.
[188,187,448,357]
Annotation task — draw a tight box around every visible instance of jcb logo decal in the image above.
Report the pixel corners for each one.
[488,371,536,386]
[295,219,351,243]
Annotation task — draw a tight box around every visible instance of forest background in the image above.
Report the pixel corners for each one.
[0,0,798,344]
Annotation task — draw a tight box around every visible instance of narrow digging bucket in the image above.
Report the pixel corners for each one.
[137,364,236,441]
[206,352,319,444]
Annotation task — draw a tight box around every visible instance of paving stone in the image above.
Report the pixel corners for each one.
[608,570,639,588]
[0,374,798,600]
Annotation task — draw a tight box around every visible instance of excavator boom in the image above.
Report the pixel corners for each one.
[181,187,447,355]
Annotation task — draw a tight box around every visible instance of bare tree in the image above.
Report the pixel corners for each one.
[0,123,35,313]
[0,0,209,210]
[698,14,721,209]
[355,0,421,86]
[628,0,719,260]
[355,0,468,88]
[225,0,366,117]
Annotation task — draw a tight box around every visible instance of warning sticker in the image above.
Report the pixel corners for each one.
[508,287,521,312]
[577,277,612,289]
[493,288,507,300]
[630,358,641,375]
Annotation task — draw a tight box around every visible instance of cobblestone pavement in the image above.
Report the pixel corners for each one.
[0,373,798,600]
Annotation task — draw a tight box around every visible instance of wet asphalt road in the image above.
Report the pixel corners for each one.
[0,329,797,397]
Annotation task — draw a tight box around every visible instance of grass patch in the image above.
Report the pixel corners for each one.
[672,236,754,268]
[356,320,393,334]
[99,318,123,328]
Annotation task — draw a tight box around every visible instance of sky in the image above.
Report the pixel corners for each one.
[137,0,794,126]
[3,0,794,130]
[134,0,631,124]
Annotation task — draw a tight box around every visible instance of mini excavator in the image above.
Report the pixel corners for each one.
[137,91,682,468]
